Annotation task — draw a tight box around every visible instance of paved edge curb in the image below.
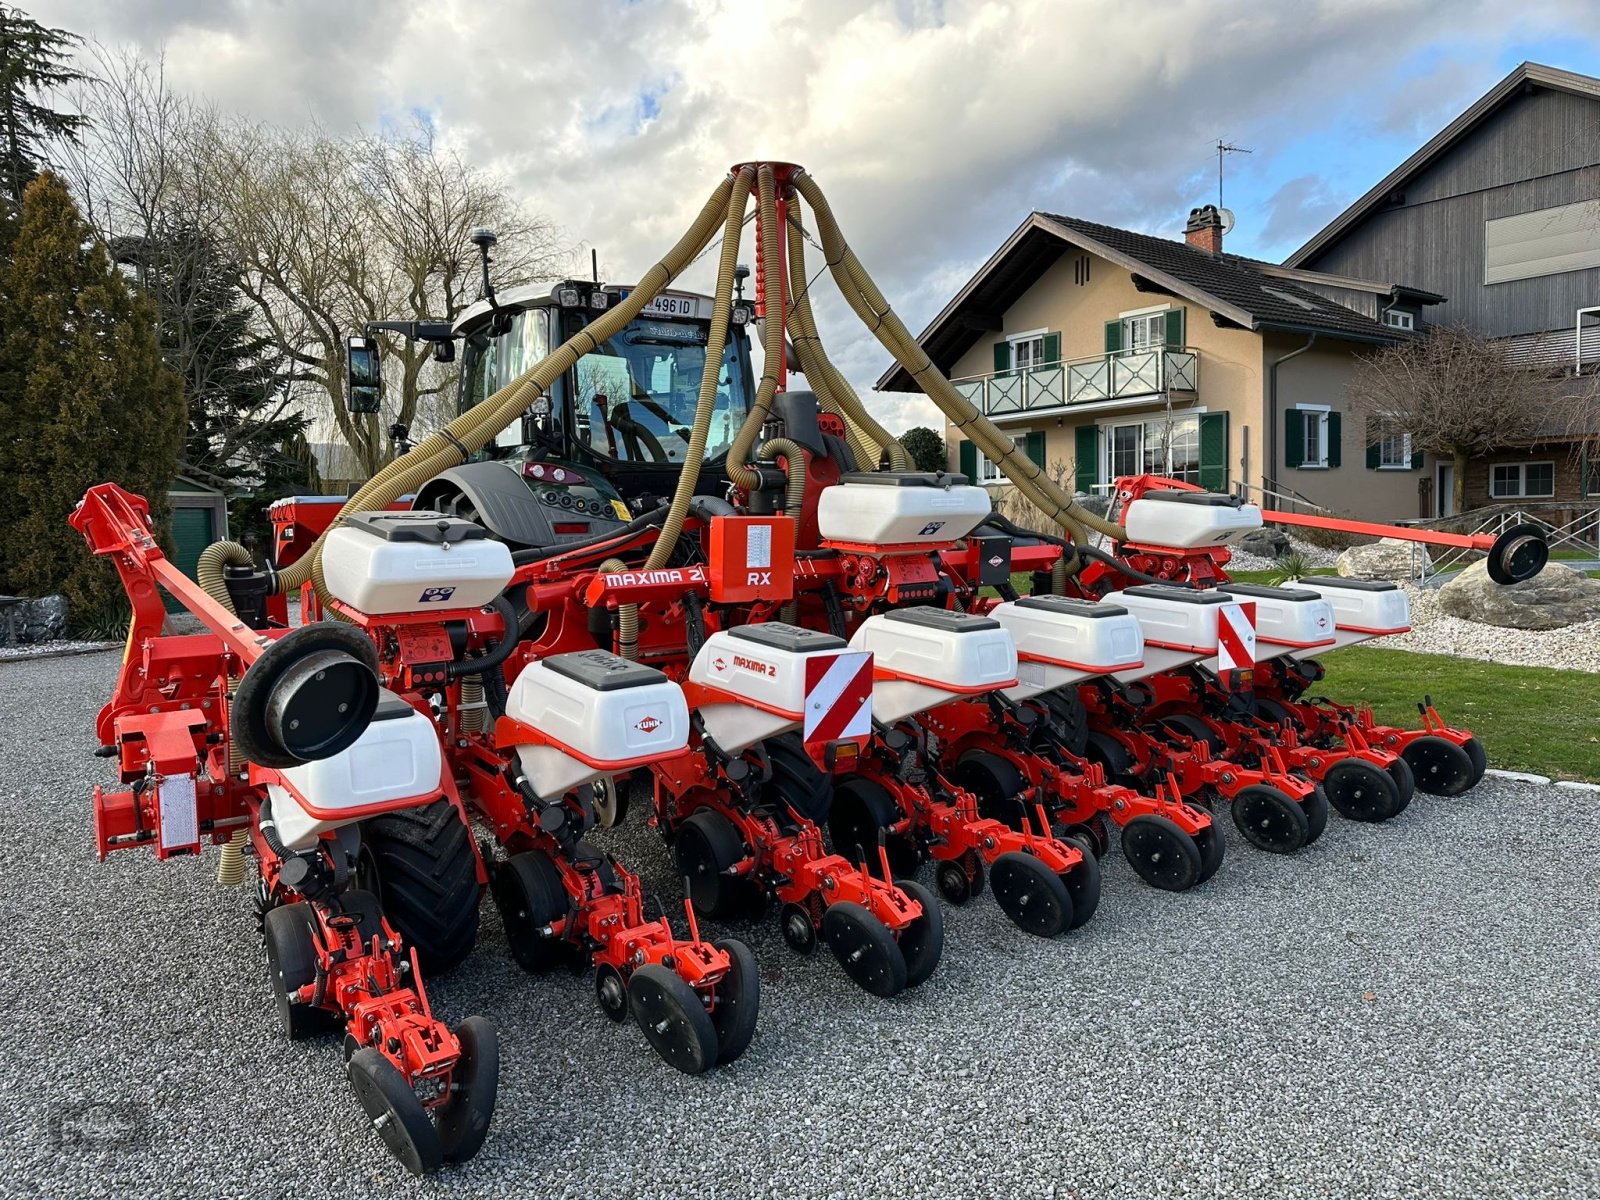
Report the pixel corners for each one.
[0,642,120,664]
[1485,768,1600,791]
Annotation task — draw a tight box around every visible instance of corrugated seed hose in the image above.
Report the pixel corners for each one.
[791,171,1126,566]
[724,167,787,492]
[197,541,253,616]
[271,172,740,605]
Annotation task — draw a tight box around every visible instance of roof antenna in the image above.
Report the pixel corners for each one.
[1216,139,1253,213]
[592,247,600,283]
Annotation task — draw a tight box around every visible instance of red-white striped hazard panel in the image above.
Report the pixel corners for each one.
[1217,601,1257,672]
[802,651,873,743]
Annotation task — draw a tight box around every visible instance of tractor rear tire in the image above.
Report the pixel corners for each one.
[764,734,833,826]
[356,800,480,975]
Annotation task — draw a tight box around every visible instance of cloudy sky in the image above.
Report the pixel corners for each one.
[36,0,1600,432]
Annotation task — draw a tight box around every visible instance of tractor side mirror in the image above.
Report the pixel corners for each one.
[346,336,383,414]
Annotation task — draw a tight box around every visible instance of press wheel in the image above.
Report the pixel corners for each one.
[990,850,1073,938]
[1463,736,1488,787]
[347,1047,443,1176]
[1060,811,1110,859]
[629,964,718,1076]
[675,810,754,919]
[1324,758,1402,822]
[894,879,943,988]
[709,939,760,1067]
[822,901,908,998]
[437,1017,498,1164]
[1401,735,1475,798]
[952,751,1028,829]
[1386,754,1416,813]
[1193,820,1225,882]
[1120,814,1202,892]
[1061,844,1102,929]
[1230,784,1310,854]
[1301,784,1330,845]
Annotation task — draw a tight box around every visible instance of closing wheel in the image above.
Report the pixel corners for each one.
[492,850,568,974]
[709,939,760,1067]
[894,879,943,988]
[628,964,718,1076]
[829,776,920,880]
[1060,811,1110,859]
[989,851,1073,938]
[1120,814,1202,892]
[1463,736,1488,786]
[1193,820,1225,882]
[780,903,818,955]
[1324,758,1402,822]
[263,903,336,1041]
[822,902,908,998]
[595,964,629,1023]
[1301,784,1330,845]
[1402,735,1475,798]
[1061,846,1101,929]
[1386,753,1416,813]
[935,855,985,905]
[1230,784,1310,854]
[952,752,1028,829]
[675,810,754,920]
[348,1047,443,1177]
[1487,522,1549,585]
[436,1016,498,1164]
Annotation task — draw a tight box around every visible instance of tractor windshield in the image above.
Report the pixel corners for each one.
[571,318,747,467]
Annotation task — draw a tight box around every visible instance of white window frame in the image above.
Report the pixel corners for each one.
[1382,309,1415,331]
[1008,328,1047,373]
[978,434,1026,486]
[1378,431,1413,469]
[1097,410,1202,485]
[1295,403,1331,469]
[1489,460,1555,500]
[1118,304,1170,354]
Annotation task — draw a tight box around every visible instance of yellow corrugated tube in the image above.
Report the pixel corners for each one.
[196,541,253,615]
[724,166,786,492]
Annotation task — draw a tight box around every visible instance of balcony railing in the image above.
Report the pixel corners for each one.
[952,347,1199,418]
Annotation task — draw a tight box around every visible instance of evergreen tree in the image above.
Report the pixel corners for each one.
[0,172,184,612]
[0,7,86,208]
[900,426,948,473]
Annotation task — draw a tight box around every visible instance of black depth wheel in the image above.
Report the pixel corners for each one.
[1061,845,1102,929]
[348,1047,442,1177]
[952,751,1028,829]
[263,903,336,1041]
[436,1016,498,1164]
[629,964,718,1076]
[1230,784,1310,854]
[1120,814,1202,892]
[1402,736,1475,798]
[989,851,1073,938]
[1162,713,1225,753]
[675,810,754,920]
[1324,758,1402,822]
[356,800,480,975]
[492,850,568,974]
[1463,736,1488,787]
[709,939,760,1067]
[894,879,943,988]
[829,776,920,880]
[1386,754,1416,813]
[822,901,908,998]
[1301,785,1330,845]
[1193,820,1225,882]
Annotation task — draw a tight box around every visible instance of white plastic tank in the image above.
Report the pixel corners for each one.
[1217,583,1336,657]
[817,472,992,546]
[269,692,442,850]
[505,650,689,801]
[989,596,1145,699]
[321,511,515,615]
[1122,490,1262,548]
[1114,584,1253,681]
[1285,578,1411,655]
[849,608,1017,723]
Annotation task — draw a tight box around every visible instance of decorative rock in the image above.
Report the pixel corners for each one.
[1437,560,1600,631]
[1236,527,1292,560]
[1335,538,1420,581]
[0,594,68,646]
[1484,768,1553,785]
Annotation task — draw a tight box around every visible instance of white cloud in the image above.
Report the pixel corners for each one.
[34,0,1596,435]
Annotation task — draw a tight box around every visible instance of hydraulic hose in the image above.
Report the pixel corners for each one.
[792,172,1125,570]
[510,504,671,566]
[197,541,254,616]
[271,172,738,606]
[726,166,786,491]
[446,594,521,681]
[784,196,909,471]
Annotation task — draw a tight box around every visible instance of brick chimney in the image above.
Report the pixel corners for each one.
[1185,204,1224,256]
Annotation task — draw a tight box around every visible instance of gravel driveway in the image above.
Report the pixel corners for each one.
[1,650,1595,1200]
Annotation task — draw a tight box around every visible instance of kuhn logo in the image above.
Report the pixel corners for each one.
[712,657,728,672]
[987,555,1004,566]
[733,655,774,677]
[419,586,457,603]
[635,715,662,733]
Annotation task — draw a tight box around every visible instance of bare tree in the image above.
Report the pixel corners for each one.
[1346,324,1591,513]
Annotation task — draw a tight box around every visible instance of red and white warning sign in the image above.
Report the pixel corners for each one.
[1216,601,1257,672]
[802,650,873,743]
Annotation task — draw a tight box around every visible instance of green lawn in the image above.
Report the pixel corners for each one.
[1318,646,1600,783]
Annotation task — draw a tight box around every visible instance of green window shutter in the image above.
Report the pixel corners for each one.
[1410,444,1424,470]
[1366,440,1381,470]
[992,341,1010,376]
[1198,412,1228,492]
[1327,412,1342,468]
[1025,430,1047,467]
[1284,409,1305,468]
[1164,308,1185,348]
[1074,424,1099,493]
[958,438,977,481]
[1042,332,1060,365]
[1103,320,1121,353]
